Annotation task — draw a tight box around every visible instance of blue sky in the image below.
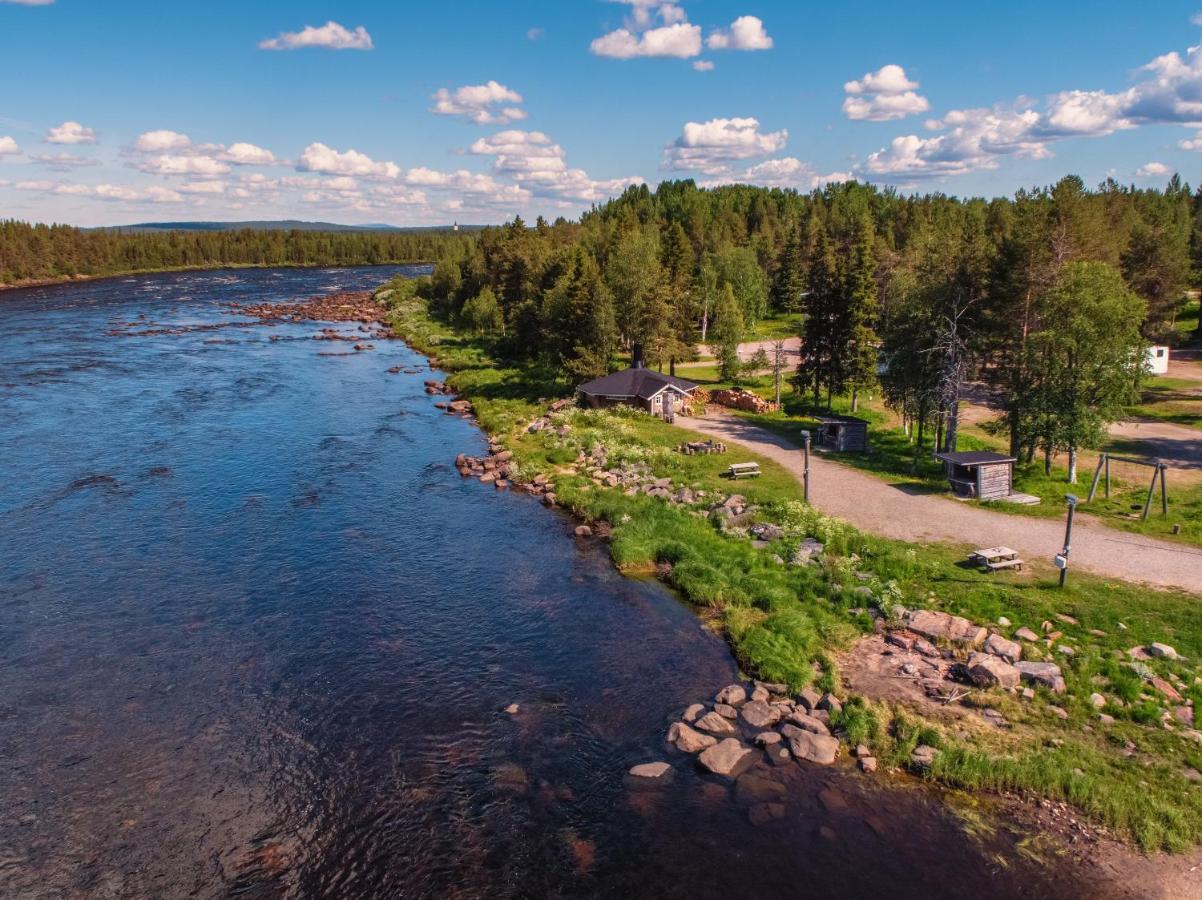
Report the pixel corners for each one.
[1,0,1200,226]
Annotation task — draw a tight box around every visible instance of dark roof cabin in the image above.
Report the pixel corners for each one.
[576,354,698,421]
[814,415,869,452]
[935,451,1016,501]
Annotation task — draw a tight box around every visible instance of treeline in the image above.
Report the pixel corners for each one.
[416,175,1200,476]
[0,220,470,284]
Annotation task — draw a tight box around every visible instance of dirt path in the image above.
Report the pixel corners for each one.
[1107,419,1202,470]
[678,411,1202,594]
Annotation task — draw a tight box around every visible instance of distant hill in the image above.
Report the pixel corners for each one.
[95,220,486,234]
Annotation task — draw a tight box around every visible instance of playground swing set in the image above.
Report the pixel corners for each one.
[1086,452,1169,520]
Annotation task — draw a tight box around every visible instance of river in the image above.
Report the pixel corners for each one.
[0,267,1107,898]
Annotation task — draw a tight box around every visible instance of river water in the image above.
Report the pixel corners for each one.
[0,267,1104,898]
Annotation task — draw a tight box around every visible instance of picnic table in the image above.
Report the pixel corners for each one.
[727,462,761,480]
[969,546,1024,572]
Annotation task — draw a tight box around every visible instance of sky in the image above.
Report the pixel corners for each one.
[1,0,1201,227]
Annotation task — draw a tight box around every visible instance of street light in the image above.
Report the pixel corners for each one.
[1056,494,1078,587]
[801,429,812,503]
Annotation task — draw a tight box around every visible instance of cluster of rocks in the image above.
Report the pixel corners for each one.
[456,446,516,491]
[710,387,773,413]
[424,379,453,396]
[629,681,862,786]
[677,440,726,455]
[526,398,576,435]
[435,399,473,415]
[707,494,758,530]
[237,291,388,325]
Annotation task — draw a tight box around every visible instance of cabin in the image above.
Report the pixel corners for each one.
[935,451,1016,501]
[1145,345,1170,376]
[576,356,698,422]
[814,415,869,452]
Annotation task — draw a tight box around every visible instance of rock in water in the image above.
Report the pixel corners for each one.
[682,703,706,722]
[694,711,738,736]
[697,739,755,777]
[740,700,782,729]
[715,684,748,707]
[785,730,839,765]
[629,762,671,779]
[668,721,718,753]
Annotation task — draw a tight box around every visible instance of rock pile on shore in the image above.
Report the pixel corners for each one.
[237,290,387,325]
[660,680,852,776]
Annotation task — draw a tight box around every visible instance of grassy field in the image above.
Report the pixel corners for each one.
[381,278,1202,852]
[1128,375,1202,431]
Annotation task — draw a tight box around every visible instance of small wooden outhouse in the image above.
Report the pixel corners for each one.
[814,415,869,452]
[935,451,1016,501]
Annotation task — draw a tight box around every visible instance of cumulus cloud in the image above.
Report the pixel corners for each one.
[431,81,527,125]
[297,142,400,179]
[176,180,228,195]
[693,60,714,72]
[136,154,232,177]
[468,128,640,202]
[702,157,850,190]
[1,1,55,5]
[0,136,20,156]
[15,180,91,196]
[30,152,100,171]
[662,117,788,174]
[842,65,929,121]
[1180,130,1202,150]
[259,21,373,51]
[590,22,701,58]
[861,39,1202,180]
[1136,161,1170,177]
[135,129,191,152]
[95,183,184,203]
[706,16,772,51]
[220,142,277,165]
[45,121,96,144]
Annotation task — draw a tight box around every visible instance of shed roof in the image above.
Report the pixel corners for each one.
[814,414,870,427]
[935,451,1016,467]
[577,367,698,400]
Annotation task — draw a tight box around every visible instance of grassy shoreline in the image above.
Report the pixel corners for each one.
[378,277,1202,854]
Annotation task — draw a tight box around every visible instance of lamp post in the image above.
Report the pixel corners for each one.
[801,429,812,503]
[1057,494,1078,587]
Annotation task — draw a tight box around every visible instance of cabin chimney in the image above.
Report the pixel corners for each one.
[632,343,645,369]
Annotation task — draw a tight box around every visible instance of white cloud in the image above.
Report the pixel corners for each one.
[219,142,277,165]
[15,179,91,196]
[259,21,373,51]
[95,183,184,203]
[1136,161,1170,177]
[431,81,527,125]
[136,154,232,176]
[135,129,190,152]
[702,157,851,190]
[590,22,701,58]
[30,152,99,170]
[706,16,773,51]
[693,60,714,72]
[842,65,929,121]
[468,128,639,202]
[1180,130,1202,150]
[45,121,96,144]
[662,117,788,174]
[0,1,55,5]
[1041,89,1135,136]
[0,136,20,156]
[297,142,399,179]
[177,180,228,195]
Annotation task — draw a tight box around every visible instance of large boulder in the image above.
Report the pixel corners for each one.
[965,652,1021,689]
[694,711,738,736]
[785,729,840,766]
[908,610,987,647]
[740,700,783,729]
[697,739,756,777]
[783,715,830,737]
[668,721,718,753]
[1015,661,1067,694]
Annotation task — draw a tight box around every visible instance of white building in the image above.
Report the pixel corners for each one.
[1145,345,1170,376]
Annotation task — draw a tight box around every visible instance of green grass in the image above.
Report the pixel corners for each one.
[1127,375,1202,431]
[743,313,803,342]
[381,278,1202,852]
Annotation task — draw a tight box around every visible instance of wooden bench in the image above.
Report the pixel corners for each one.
[985,557,1024,572]
[727,462,761,480]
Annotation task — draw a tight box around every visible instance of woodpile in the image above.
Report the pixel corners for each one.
[710,387,773,413]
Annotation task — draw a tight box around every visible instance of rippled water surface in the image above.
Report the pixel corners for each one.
[0,268,1099,898]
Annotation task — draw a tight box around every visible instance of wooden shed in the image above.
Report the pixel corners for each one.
[935,451,1016,501]
[814,415,869,452]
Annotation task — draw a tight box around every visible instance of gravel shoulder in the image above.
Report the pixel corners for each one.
[678,411,1202,594]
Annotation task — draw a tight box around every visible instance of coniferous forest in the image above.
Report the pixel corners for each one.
[0,220,472,285]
